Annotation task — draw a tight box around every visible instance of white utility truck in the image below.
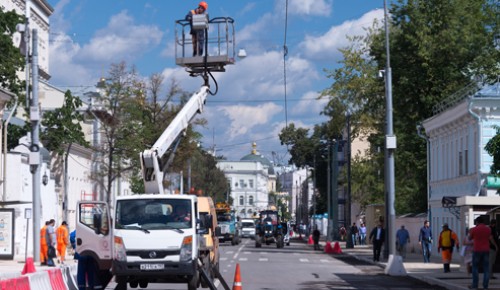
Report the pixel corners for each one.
[75,16,235,290]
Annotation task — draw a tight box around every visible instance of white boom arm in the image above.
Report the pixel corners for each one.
[140,86,209,194]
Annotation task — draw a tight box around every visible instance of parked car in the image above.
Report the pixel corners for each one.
[240,218,256,238]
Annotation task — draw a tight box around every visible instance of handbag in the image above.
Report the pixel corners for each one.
[48,246,56,258]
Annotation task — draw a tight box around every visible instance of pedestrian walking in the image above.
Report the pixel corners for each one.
[339,225,347,241]
[437,223,459,273]
[462,227,473,275]
[396,225,410,259]
[489,219,499,279]
[369,221,385,262]
[350,223,359,246]
[418,220,433,263]
[312,225,321,250]
[46,219,56,267]
[359,223,367,245]
[185,1,208,57]
[56,221,69,264]
[469,216,498,290]
[39,221,49,266]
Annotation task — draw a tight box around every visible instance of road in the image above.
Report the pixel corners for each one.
[105,238,447,290]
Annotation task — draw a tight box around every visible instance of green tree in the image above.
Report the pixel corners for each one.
[41,90,89,154]
[1,8,27,150]
[0,7,24,95]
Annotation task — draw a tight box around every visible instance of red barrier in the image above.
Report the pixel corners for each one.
[15,276,30,290]
[48,268,66,290]
[0,276,30,290]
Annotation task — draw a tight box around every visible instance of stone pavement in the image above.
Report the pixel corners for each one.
[317,239,500,290]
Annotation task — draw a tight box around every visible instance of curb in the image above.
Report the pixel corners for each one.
[341,251,468,290]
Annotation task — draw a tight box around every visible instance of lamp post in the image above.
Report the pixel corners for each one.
[346,112,353,249]
[382,0,405,275]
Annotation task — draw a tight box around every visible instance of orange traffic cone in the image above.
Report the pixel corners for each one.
[332,241,342,254]
[324,241,334,254]
[308,235,313,245]
[232,263,242,290]
[22,257,36,275]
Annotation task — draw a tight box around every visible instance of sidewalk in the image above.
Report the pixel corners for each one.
[316,239,500,290]
[0,257,77,279]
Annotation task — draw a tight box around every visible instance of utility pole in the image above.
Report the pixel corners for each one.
[346,113,353,248]
[382,0,405,275]
[30,29,41,262]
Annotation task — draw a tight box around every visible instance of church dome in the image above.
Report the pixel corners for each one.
[240,142,275,175]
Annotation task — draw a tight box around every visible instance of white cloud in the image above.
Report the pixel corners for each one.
[218,102,283,139]
[291,91,328,116]
[298,9,383,61]
[76,11,163,64]
[286,0,333,16]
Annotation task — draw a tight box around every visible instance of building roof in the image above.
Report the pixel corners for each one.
[240,142,275,175]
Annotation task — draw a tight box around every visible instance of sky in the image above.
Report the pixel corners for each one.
[45,0,385,164]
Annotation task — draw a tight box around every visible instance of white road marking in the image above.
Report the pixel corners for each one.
[299,258,309,262]
[238,258,248,261]
[258,258,268,262]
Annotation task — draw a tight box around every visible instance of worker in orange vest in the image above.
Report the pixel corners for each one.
[186,1,208,56]
[56,221,69,264]
[40,221,49,266]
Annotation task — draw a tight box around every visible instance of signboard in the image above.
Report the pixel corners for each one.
[0,209,15,260]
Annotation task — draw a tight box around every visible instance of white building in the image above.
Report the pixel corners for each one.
[422,82,500,249]
[0,0,131,260]
[217,143,275,219]
[277,168,313,224]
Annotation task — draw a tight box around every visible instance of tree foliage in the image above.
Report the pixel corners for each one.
[0,7,24,96]
[279,0,499,215]
[41,90,89,154]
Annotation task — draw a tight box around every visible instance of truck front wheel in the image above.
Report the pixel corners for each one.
[187,272,199,290]
[115,276,127,290]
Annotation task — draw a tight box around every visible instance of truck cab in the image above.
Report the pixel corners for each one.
[215,202,241,245]
[76,194,214,290]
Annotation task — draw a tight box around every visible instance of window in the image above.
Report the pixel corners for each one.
[249,180,254,188]
[458,151,463,176]
[249,195,254,205]
[79,202,109,235]
[239,179,245,188]
[465,149,469,175]
[239,196,244,206]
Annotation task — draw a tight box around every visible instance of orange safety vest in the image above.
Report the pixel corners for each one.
[40,225,47,246]
[56,226,68,245]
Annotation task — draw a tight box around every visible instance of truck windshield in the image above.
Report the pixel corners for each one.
[241,222,254,228]
[217,213,232,223]
[116,199,192,230]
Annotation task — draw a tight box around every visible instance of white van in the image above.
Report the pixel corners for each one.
[240,219,256,238]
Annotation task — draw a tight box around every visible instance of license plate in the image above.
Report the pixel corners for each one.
[140,264,164,270]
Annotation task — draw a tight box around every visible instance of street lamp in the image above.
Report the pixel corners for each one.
[382,0,405,275]
[42,171,48,186]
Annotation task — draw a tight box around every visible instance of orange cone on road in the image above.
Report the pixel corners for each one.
[324,241,334,253]
[308,235,313,245]
[21,257,36,275]
[232,263,242,290]
[332,241,342,254]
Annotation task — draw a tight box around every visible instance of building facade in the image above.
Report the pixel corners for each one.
[217,143,275,219]
[423,82,500,249]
